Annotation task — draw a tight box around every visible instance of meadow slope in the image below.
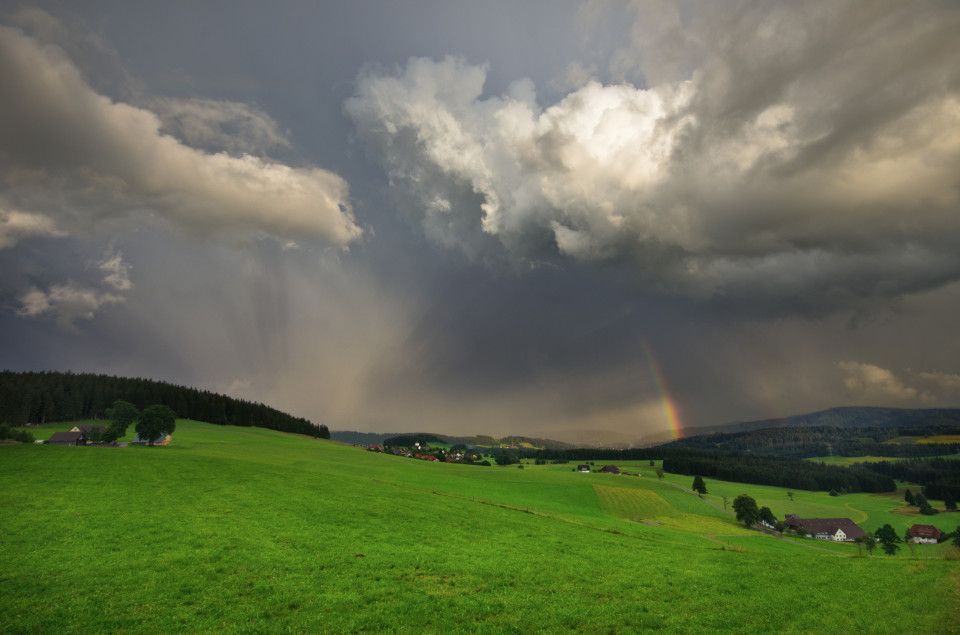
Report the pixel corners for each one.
[1,421,957,633]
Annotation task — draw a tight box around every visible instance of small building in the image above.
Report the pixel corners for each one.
[783,514,865,542]
[907,524,942,544]
[600,465,621,474]
[45,431,85,446]
[577,465,590,473]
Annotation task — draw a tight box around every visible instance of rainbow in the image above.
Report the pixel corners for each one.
[640,339,685,439]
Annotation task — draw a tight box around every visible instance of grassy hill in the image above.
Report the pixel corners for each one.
[2,421,958,632]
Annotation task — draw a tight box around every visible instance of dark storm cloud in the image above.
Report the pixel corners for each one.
[3,2,960,442]
[345,0,960,312]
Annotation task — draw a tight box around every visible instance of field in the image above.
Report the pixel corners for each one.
[2,422,959,633]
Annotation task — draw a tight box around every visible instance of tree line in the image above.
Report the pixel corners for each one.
[0,371,328,439]
[660,424,960,458]
[662,450,896,493]
[857,457,960,502]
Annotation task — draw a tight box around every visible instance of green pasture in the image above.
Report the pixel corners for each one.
[2,421,958,633]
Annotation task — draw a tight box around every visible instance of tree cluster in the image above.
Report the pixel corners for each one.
[0,371,327,439]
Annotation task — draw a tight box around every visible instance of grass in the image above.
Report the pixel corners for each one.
[2,421,958,633]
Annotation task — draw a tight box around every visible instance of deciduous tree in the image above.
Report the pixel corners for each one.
[876,523,901,555]
[135,404,176,445]
[733,494,760,527]
[105,400,138,442]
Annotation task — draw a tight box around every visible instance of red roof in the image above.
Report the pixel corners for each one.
[908,524,942,539]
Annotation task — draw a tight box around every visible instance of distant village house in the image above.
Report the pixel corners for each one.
[599,465,621,474]
[908,524,941,544]
[784,514,866,542]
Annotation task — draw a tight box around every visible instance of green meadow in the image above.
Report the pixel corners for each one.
[2,422,958,633]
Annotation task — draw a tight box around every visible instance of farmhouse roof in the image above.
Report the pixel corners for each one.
[47,431,84,444]
[784,515,865,539]
[908,524,942,540]
[600,465,620,474]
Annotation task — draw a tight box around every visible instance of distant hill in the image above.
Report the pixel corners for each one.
[681,406,960,437]
[661,407,960,457]
[0,370,327,438]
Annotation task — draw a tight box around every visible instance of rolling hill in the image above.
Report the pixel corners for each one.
[1,420,956,632]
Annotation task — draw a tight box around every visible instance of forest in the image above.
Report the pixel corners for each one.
[660,424,960,458]
[856,457,960,501]
[0,371,328,438]
[661,450,896,493]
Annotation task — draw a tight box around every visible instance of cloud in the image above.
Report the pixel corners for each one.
[0,208,65,249]
[836,361,920,403]
[0,22,361,246]
[345,1,960,310]
[17,283,124,331]
[146,97,293,156]
[916,370,960,393]
[98,252,133,291]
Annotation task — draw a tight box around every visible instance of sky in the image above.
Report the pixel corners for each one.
[2,1,960,445]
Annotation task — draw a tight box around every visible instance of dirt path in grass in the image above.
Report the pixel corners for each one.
[844,502,868,523]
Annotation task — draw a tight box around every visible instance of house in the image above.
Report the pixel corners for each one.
[600,465,621,474]
[45,431,85,446]
[908,524,942,544]
[783,514,866,542]
[70,424,106,435]
[577,465,591,473]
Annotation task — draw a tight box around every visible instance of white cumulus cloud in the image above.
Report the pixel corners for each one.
[345,1,960,309]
